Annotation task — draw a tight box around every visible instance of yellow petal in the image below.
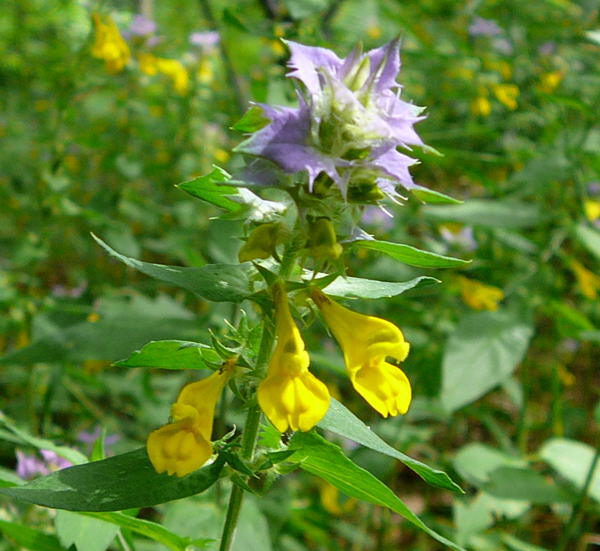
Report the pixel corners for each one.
[258,371,330,432]
[351,361,411,417]
[147,420,212,477]
[176,369,231,441]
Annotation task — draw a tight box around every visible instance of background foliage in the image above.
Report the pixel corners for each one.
[1,0,599,550]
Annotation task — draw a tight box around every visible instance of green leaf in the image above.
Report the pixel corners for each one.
[422,200,543,228]
[232,106,270,133]
[0,448,225,511]
[92,235,255,303]
[114,340,220,370]
[177,167,240,211]
[322,276,439,299]
[453,443,526,487]
[319,398,463,493]
[55,510,119,551]
[413,187,463,205]
[0,413,87,465]
[483,466,575,503]
[575,223,600,260]
[289,431,465,551]
[539,438,600,502]
[441,309,534,412]
[0,519,68,551]
[85,512,193,551]
[500,533,552,551]
[353,240,469,268]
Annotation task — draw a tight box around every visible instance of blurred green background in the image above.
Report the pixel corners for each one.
[1,1,599,550]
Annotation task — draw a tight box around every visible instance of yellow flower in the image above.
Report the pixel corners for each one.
[147,368,231,477]
[258,283,330,432]
[471,96,491,117]
[458,276,504,311]
[138,53,190,95]
[538,71,564,94]
[570,260,600,300]
[311,289,411,418]
[319,481,356,515]
[584,199,600,222]
[91,14,130,74]
[492,83,519,110]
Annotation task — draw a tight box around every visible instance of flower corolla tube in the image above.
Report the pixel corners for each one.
[258,283,330,432]
[236,40,426,200]
[311,288,411,417]
[147,367,231,477]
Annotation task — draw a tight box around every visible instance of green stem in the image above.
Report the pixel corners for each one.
[218,309,276,551]
[556,441,600,551]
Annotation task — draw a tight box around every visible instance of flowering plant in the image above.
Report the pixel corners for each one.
[4,39,469,551]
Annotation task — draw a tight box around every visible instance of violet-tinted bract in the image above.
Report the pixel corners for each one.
[236,40,426,200]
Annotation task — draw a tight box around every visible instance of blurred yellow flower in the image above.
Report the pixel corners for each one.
[557,364,575,387]
[367,24,382,40]
[458,276,504,311]
[214,148,230,163]
[147,367,232,477]
[311,289,411,417]
[492,83,519,110]
[538,71,564,93]
[471,96,492,117]
[307,218,343,261]
[91,13,130,74]
[584,199,600,222]
[319,482,356,515]
[570,260,600,300]
[258,283,330,432]
[138,53,190,94]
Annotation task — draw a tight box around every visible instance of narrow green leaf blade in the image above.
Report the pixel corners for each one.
[483,467,575,503]
[114,340,220,370]
[0,448,224,511]
[322,276,439,299]
[318,399,463,493]
[353,240,469,268]
[413,187,463,205]
[85,512,192,551]
[290,432,465,551]
[92,235,254,303]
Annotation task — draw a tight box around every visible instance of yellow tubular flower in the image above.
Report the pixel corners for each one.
[570,260,600,300]
[311,289,411,418]
[91,14,130,74]
[458,276,504,311]
[147,368,231,477]
[258,283,330,432]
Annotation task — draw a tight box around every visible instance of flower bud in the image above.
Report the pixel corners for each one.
[238,222,280,263]
[307,218,343,261]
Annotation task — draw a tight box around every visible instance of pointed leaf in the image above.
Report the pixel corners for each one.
[322,275,439,299]
[353,240,469,268]
[289,432,464,551]
[0,448,225,511]
[319,399,462,493]
[114,340,220,370]
[93,235,254,303]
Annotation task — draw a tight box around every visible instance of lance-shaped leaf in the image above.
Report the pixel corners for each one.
[114,340,220,370]
[289,431,465,551]
[0,448,224,512]
[353,240,469,268]
[318,398,462,493]
[322,275,439,299]
[93,235,255,303]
